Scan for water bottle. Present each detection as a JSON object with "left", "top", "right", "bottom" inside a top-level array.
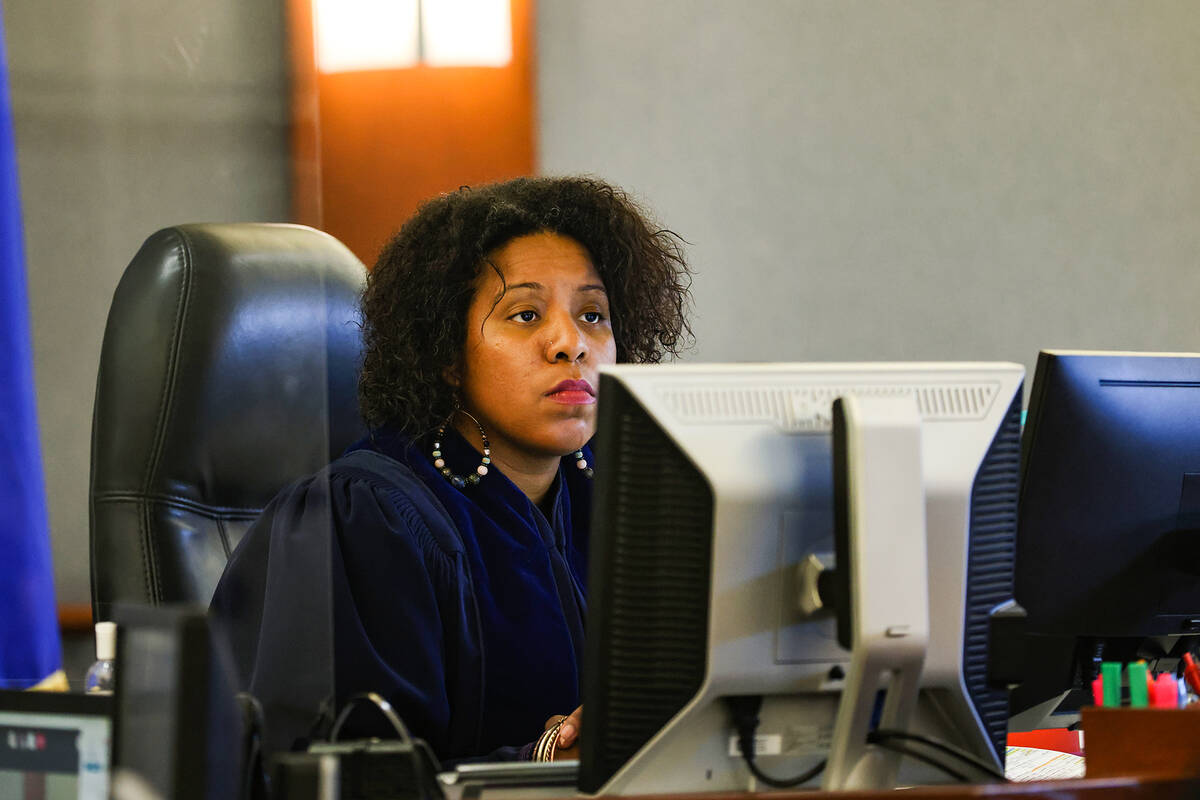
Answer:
[{"left": 84, "top": 621, "right": 117, "bottom": 694}]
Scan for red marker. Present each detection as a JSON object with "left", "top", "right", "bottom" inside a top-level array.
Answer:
[{"left": 1184, "top": 653, "right": 1200, "bottom": 695}]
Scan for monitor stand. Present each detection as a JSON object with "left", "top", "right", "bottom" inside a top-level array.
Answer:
[{"left": 824, "top": 394, "right": 929, "bottom": 791}]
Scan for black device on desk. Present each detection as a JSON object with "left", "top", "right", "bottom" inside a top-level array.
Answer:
[
  {"left": 0, "top": 690, "right": 113, "bottom": 800},
  {"left": 1008, "top": 349, "right": 1200, "bottom": 715},
  {"left": 113, "top": 605, "right": 246, "bottom": 800}
]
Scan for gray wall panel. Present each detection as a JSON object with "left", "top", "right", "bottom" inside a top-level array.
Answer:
[
  {"left": 4, "top": 0, "right": 289, "bottom": 606},
  {"left": 537, "top": 1, "right": 1200, "bottom": 372}
]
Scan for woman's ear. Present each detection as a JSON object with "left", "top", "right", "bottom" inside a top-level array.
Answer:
[{"left": 442, "top": 362, "right": 462, "bottom": 388}]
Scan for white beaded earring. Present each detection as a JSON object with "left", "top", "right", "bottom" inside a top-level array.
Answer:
[
  {"left": 572, "top": 449, "right": 593, "bottom": 479},
  {"left": 432, "top": 409, "right": 491, "bottom": 488}
]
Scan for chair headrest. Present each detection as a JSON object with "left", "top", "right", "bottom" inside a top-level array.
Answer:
[{"left": 91, "top": 223, "right": 368, "bottom": 510}]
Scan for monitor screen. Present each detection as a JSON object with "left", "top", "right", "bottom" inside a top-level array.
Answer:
[{"left": 0, "top": 691, "right": 113, "bottom": 800}]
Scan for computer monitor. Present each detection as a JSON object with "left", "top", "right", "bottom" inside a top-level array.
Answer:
[
  {"left": 579, "top": 362, "right": 1024, "bottom": 794},
  {"left": 1013, "top": 350, "right": 1200, "bottom": 710},
  {"left": 0, "top": 690, "right": 113, "bottom": 800}
]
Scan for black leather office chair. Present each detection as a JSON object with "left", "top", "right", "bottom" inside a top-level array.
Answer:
[{"left": 89, "top": 223, "right": 368, "bottom": 620}]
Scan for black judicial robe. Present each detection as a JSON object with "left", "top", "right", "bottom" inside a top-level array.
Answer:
[{"left": 209, "top": 427, "right": 592, "bottom": 761}]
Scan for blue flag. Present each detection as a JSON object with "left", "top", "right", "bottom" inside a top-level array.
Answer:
[{"left": 0, "top": 5, "right": 62, "bottom": 689}]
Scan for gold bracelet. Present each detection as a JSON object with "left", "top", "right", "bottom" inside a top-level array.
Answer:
[{"left": 533, "top": 717, "right": 567, "bottom": 762}]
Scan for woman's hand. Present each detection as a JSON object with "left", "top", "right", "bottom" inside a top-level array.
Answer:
[{"left": 543, "top": 705, "right": 583, "bottom": 761}]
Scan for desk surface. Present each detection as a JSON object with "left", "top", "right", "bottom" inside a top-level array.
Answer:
[{"left": 629, "top": 775, "right": 1200, "bottom": 799}]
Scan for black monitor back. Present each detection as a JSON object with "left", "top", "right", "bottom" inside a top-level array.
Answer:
[{"left": 1018, "top": 350, "right": 1200, "bottom": 639}]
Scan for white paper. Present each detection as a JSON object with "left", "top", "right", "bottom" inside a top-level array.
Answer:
[{"left": 1005, "top": 745, "right": 1086, "bottom": 782}]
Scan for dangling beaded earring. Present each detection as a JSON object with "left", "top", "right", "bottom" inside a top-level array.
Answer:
[
  {"left": 573, "top": 450, "right": 594, "bottom": 479},
  {"left": 432, "top": 409, "right": 491, "bottom": 488}
]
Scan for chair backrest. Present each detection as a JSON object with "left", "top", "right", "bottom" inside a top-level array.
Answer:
[{"left": 90, "top": 223, "right": 368, "bottom": 619}]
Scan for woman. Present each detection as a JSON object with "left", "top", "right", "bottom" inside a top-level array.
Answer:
[{"left": 210, "top": 176, "right": 692, "bottom": 763}]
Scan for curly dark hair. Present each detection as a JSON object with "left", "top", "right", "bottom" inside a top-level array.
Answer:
[{"left": 358, "top": 175, "right": 694, "bottom": 434}]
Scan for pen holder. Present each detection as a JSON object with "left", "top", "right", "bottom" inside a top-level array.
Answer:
[{"left": 1082, "top": 707, "right": 1200, "bottom": 779}]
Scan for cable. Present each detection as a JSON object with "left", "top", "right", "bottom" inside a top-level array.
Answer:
[
  {"left": 739, "top": 740, "right": 826, "bottom": 790},
  {"left": 330, "top": 691, "right": 415, "bottom": 745},
  {"left": 725, "top": 698, "right": 1004, "bottom": 787},
  {"left": 866, "top": 737, "right": 969, "bottom": 782},
  {"left": 869, "top": 729, "right": 1006, "bottom": 781},
  {"left": 868, "top": 729, "right": 1006, "bottom": 782},
  {"left": 725, "top": 696, "right": 826, "bottom": 789}
]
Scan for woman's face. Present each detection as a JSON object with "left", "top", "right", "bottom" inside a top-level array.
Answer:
[{"left": 452, "top": 232, "right": 617, "bottom": 463}]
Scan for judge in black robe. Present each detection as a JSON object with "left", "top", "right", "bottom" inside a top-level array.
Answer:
[
  {"left": 210, "top": 175, "right": 692, "bottom": 764},
  {"left": 210, "top": 425, "right": 593, "bottom": 761}
]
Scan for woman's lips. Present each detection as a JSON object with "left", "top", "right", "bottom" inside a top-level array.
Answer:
[
  {"left": 548, "top": 391, "right": 595, "bottom": 405},
  {"left": 547, "top": 379, "right": 596, "bottom": 405}
]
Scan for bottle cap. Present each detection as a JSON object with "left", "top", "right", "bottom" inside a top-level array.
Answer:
[{"left": 95, "top": 621, "right": 117, "bottom": 661}]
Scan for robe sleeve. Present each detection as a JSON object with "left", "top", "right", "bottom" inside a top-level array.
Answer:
[{"left": 210, "top": 456, "right": 486, "bottom": 760}]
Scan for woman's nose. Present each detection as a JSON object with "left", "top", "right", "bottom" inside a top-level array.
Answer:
[{"left": 546, "top": 314, "right": 587, "bottom": 362}]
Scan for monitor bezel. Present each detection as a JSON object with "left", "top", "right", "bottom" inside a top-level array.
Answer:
[{"left": 0, "top": 689, "right": 114, "bottom": 787}]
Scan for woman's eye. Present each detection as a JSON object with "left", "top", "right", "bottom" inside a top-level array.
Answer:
[
  {"left": 581, "top": 311, "right": 604, "bottom": 324},
  {"left": 512, "top": 310, "right": 538, "bottom": 323}
]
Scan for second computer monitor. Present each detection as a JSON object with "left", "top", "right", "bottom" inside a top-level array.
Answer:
[{"left": 1019, "top": 349, "right": 1200, "bottom": 640}]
